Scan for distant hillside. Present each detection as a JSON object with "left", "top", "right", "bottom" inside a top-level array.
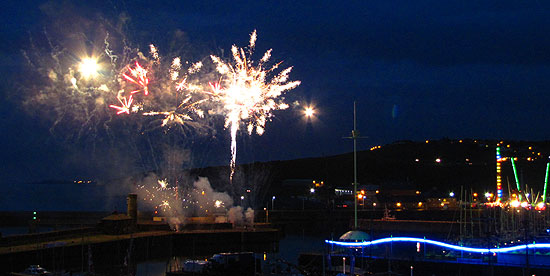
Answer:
[{"left": 190, "top": 139, "right": 550, "bottom": 204}]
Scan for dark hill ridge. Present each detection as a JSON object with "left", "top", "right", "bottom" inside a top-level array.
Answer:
[{"left": 190, "top": 139, "right": 550, "bottom": 205}]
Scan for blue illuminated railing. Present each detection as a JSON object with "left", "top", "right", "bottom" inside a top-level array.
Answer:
[{"left": 325, "top": 237, "right": 550, "bottom": 254}]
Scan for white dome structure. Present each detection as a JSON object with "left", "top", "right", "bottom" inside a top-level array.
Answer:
[{"left": 339, "top": 230, "right": 370, "bottom": 241}]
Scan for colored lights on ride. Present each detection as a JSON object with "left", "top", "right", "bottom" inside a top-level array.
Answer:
[{"left": 496, "top": 147, "right": 503, "bottom": 200}]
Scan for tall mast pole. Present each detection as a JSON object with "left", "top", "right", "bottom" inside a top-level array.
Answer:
[
  {"left": 353, "top": 102, "right": 358, "bottom": 229},
  {"left": 344, "top": 101, "right": 363, "bottom": 230},
  {"left": 544, "top": 160, "right": 550, "bottom": 204}
]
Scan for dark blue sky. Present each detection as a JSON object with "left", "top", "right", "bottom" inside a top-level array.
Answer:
[{"left": 2, "top": 0, "right": 550, "bottom": 183}]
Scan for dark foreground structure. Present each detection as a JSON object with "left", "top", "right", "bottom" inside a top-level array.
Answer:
[{"left": 0, "top": 226, "right": 279, "bottom": 275}]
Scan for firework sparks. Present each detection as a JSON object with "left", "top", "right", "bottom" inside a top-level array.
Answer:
[
  {"left": 109, "top": 95, "right": 134, "bottom": 114},
  {"left": 25, "top": 21, "right": 300, "bottom": 187},
  {"left": 143, "top": 59, "right": 206, "bottom": 128},
  {"left": 144, "top": 110, "right": 191, "bottom": 127},
  {"left": 123, "top": 61, "right": 149, "bottom": 95},
  {"left": 210, "top": 30, "right": 300, "bottom": 179},
  {"left": 158, "top": 179, "right": 168, "bottom": 189},
  {"left": 139, "top": 178, "right": 179, "bottom": 213}
]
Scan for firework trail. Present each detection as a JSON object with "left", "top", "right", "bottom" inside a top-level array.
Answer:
[{"left": 209, "top": 30, "right": 300, "bottom": 180}]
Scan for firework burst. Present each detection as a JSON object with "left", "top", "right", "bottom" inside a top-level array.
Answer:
[
  {"left": 209, "top": 30, "right": 301, "bottom": 179},
  {"left": 113, "top": 44, "right": 208, "bottom": 131},
  {"left": 23, "top": 16, "right": 300, "bottom": 187}
]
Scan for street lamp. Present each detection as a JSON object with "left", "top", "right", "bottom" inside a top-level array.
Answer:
[
  {"left": 358, "top": 194, "right": 365, "bottom": 209},
  {"left": 272, "top": 196, "right": 276, "bottom": 210}
]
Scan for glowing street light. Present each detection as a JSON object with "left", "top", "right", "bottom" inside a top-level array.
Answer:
[{"left": 272, "top": 196, "right": 276, "bottom": 210}]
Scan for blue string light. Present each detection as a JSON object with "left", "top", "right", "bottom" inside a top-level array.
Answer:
[{"left": 325, "top": 237, "right": 549, "bottom": 254}]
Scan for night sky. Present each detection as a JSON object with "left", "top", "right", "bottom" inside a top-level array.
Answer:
[{"left": 2, "top": 1, "right": 550, "bottom": 185}]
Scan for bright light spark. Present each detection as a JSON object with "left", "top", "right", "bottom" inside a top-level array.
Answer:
[
  {"left": 210, "top": 30, "right": 300, "bottom": 180},
  {"left": 215, "top": 200, "right": 223, "bottom": 208},
  {"left": 160, "top": 200, "right": 171, "bottom": 210},
  {"left": 304, "top": 107, "right": 315, "bottom": 117},
  {"left": 158, "top": 179, "right": 168, "bottom": 189},
  {"left": 79, "top": 57, "right": 100, "bottom": 79},
  {"left": 170, "top": 57, "right": 181, "bottom": 80}
]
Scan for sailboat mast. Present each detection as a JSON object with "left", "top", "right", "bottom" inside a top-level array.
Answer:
[
  {"left": 353, "top": 102, "right": 358, "bottom": 229},
  {"left": 543, "top": 161, "right": 550, "bottom": 204}
]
